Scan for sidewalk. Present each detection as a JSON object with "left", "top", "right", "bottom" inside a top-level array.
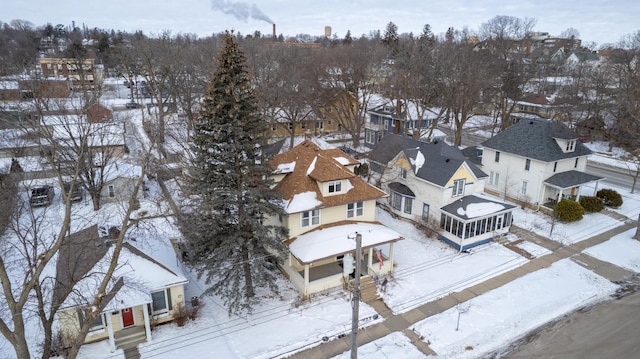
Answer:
[{"left": 286, "top": 221, "right": 638, "bottom": 358}]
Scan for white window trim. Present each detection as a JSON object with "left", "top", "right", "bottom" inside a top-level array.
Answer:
[
  {"left": 347, "top": 201, "right": 364, "bottom": 218},
  {"left": 328, "top": 180, "right": 342, "bottom": 193},
  {"left": 108, "top": 185, "right": 115, "bottom": 198},
  {"left": 301, "top": 209, "right": 320, "bottom": 227},
  {"left": 151, "top": 289, "right": 170, "bottom": 315},
  {"left": 452, "top": 179, "right": 465, "bottom": 197}
]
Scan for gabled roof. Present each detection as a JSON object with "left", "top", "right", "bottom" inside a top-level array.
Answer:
[
  {"left": 56, "top": 226, "right": 188, "bottom": 311},
  {"left": 481, "top": 118, "right": 592, "bottom": 162},
  {"left": 270, "top": 139, "right": 386, "bottom": 214},
  {"left": 369, "top": 134, "right": 487, "bottom": 187}
]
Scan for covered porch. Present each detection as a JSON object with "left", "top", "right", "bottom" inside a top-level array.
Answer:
[
  {"left": 439, "top": 195, "right": 516, "bottom": 251},
  {"left": 541, "top": 170, "right": 603, "bottom": 210},
  {"left": 282, "top": 221, "right": 403, "bottom": 299},
  {"left": 100, "top": 288, "right": 154, "bottom": 352}
]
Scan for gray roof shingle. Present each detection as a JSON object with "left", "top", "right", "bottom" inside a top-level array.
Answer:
[
  {"left": 545, "top": 170, "right": 603, "bottom": 188},
  {"left": 368, "top": 133, "right": 487, "bottom": 187},
  {"left": 481, "top": 118, "right": 592, "bottom": 162}
]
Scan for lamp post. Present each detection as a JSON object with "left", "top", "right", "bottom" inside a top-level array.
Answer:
[{"left": 350, "top": 232, "right": 362, "bottom": 359}]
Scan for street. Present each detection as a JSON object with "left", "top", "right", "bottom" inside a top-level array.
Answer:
[{"left": 500, "top": 287, "right": 640, "bottom": 359}]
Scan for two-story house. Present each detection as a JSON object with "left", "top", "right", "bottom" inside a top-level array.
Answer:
[
  {"left": 369, "top": 134, "right": 515, "bottom": 251},
  {"left": 363, "top": 98, "right": 438, "bottom": 148},
  {"left": 269, "top": 139, "right": 403, "bottom": 298},
  {"left": 480, "top": 118, "right": 602, "bottom": 212}
]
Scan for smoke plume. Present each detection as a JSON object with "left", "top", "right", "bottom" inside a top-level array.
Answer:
[{"left": 211, "top": 0, "right": 274, "bottom": 24}]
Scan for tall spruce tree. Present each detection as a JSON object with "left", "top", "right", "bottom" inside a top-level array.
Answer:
[{"left": 187, "top": 32, "right": 287, "bottom": 315}]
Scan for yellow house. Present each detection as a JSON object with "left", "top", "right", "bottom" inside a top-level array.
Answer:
[
  {"left": 269, "top": 138, "right": 403, "bottom": 298},
  {"left": 55, "top": 226, "right": 188, "bottom": 352}
]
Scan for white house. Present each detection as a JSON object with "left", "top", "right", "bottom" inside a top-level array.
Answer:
[{"left": 480, "top": 118, "right": 602, "bottom": 212}]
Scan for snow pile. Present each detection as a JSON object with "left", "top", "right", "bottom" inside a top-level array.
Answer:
[
  {"left": 275, "top": 160, "right": 296, "bottom": 174},
  {"left": 306, "top": 156, "right": 317, "bottom": 175},
  {"left": 286, "top": 191, "right": 322, "bottom": 213},
  {"left": 333, "top": 156, "right": 351, "bottom": 165},
  {"left": 410, "top": 150, "right": 425, "bottom": 174}
]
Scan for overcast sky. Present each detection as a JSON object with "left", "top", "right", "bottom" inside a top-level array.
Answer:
[{"left": 3, "top": 0, "right": 639, "bottom": 46}]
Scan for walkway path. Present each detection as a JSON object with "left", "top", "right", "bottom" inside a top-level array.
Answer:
[{"left": 286, "top": 221, "right": 638, "bottom": 358}]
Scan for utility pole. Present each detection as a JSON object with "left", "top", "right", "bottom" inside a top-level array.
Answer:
[{"left": 350, "top": 232, "right": 362, "bottom": 359}]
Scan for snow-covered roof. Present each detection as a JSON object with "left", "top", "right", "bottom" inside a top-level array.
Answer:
[
  {"left": 103, "top": 162, "right": 143, "bottom": 183},
  {"left": 288, "top": 222, "right": 403, "bottom": 264}
]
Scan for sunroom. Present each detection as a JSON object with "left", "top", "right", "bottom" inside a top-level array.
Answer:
[{"left": 439, "top": 195, "right": 516, "bottom": 251}]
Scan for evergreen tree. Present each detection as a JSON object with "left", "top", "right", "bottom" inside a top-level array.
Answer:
[
  {"left": 186, "top": 32, "right": 287, "bottom": 315},
  {"left": 382, "top": 21, "right": 400, "bottom": 55}
]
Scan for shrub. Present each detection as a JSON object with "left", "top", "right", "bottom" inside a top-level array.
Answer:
[
  {"left": 554, "top": 199, "right": 585, "bottom": 222},
  {"left": 596, "top": 188, "right": 623, "bottom": 208},
  {"left": 173, "top": 303, "right": 187, "bottom": 327},
  {"left": 579, "top": 195, "right": 605, "bottom": 212}
]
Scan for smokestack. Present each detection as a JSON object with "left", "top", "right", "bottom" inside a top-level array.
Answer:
[{"left": 273, "top": 23, "right": 276, "bottom": 39}]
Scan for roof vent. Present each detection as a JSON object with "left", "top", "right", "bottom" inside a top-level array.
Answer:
[
  {"left": 445, "top": 158, "right": 450, "bottom": 162},
  {"left": 433, "top": 140, "right": 438, "bottom": 144},
  {"left": 529, "top": 121, "right": 534, "bottom": 124}
]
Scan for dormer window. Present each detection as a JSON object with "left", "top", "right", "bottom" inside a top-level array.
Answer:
[
  {"left": 328, "top": 180, "right": 342, "bottom": 193},
  {"left": 566, "top": 140, "right": 576, "bottom": 152}
]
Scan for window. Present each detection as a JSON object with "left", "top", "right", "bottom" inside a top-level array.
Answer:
[
  {"left": 108, "top": 185, "right": 115, "bottom": 198},
  {"left": 575, "top": 158, "right": 579, "bottom": 168},
  {"left": 272, "top": 125, "right": 277, "bottom": 132},
  {"left": 300, "top": 122, "right": 306, "bottom": 129},
  {"left": 400, "top": 168, "right": 407, "bottom": 179},
  {"left": 78, "top": 310, "right": 105, "bottom": 332},
  {"left": 553, "top": 161, "right": 558, "bottom": 172},
  {"left": 489, "top": 171, "right": 499, "bottom": 186},
  {"left": 392, "top": 192, "right": 402, "bottom": 210},
  {"left": 151, "top": 288, "right": 172, "bottom": 314},
  {"left": 377, "top": 132, "right": 383, "bottom": 143},
  {"left": 525, "top": 159, "right": 531, "bottom": 171},
  {"left": 328, "top": 181, "right": 342, "bottom": 193},
  {"left": 301, "top": 209, "right": 320, "bottom": 227},
  {"left": 422, "top": 203, "right": 430, "bottom": 220},
  {"left": 347, "top": 201, "right": 364, "bottom": 218},
  {"left": 566, "top": 140, "right": 576, "bottom": 151},
  {"left": 288, "top": 122, "right": 293, "bottom": 130},
  {"left": 452, "top": 179, "right": 465, "bottom": 197},
  {"left": 522, "top": 181, "right": 528, "bottom": 195},
  {"left": 404, "top": 197, "right": 413, "bottom": 214},
  {"left": 365, "top": 130, "right": 375, "bottom": 144},
  {"left": 495, "top": 151, "right": 500, "bottom": 163},
  {"left": 316, "top": 121, "right": 324, "bottom": 130}
]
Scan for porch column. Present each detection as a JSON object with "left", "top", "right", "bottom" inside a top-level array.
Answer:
[
  {"left": 106, "top": 312, "right": 116, "bottom": 352},
  {"left": 388, "top": 242, "right": 395, "bottom": 274},
  {"left": 143, "top": 303, "right": 152, "bottom": 342},
  {"left": 303, "top": 264, "right": 309, "bottom": 297},
  {"left": 557, "top": 191, "right": 562, "bottom": 203},
  {"left": 367, "top": 247, "right": 373, "bottom": 275},
  {"left": 576, "top": 186, "right": 582, "bottom": 202}
]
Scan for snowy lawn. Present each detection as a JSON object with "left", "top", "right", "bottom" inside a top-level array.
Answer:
[
  {"left": 376, "top": 209, "right": 529, "bottom": 314},
  {"left": 413, "top": 259, "right": 619, "bottom": 359},
  {"left": 512, "top": 205, "right": 625, "bottom": 246},
  {"left": 583, "top": 228, "right": 640, "bottom": 272},
  {"left": 332, "top": 332, "right": 426, "bottom": 359}
]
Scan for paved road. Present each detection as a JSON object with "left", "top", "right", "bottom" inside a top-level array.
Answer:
[
  {"left": 586, "top": 161, "right": 636, "bottom": 191},
  {"left": 501, "top": 289, "right": 640, "bottom": 359}
]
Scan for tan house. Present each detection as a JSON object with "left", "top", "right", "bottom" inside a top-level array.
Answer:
[
  {"left": 55, "top": 225, "right": 188, "bottom": 352},
  {"left": 269, "top": 138, "right": 403, "bottom": 298}
]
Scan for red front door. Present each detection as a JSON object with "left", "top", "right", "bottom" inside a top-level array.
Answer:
[{"left": 121, "top": 308, "right": 134, "bottom": 327}]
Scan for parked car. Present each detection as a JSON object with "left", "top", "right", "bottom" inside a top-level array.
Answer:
[
  {"left": 63, "top": 181, "right": 83, "bottom": 203},
  {"left": 30, "top": 185, "right": 55, "bottom": 207},
  {"left": 126, "top": 102, "right": 138, "bottom": 109}
]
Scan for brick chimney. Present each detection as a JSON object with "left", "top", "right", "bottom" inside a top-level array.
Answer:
[{"left": 273, "top": 23, "right": 276, "bottom": 39}]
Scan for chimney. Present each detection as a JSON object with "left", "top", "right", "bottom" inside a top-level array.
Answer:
[{"left": 273, "top": 23, "right": 276, "bottom": 39}]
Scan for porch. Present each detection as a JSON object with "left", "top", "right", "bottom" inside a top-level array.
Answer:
[{"left": 297, "top": 252, "right": 387, "bottom": 282}]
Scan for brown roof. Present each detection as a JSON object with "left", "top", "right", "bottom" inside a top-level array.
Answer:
[{"left": 270, "top": 139, "right": 387, "bottom": 212}]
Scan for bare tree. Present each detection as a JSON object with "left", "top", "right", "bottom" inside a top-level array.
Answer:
[{"left": 316, "top": 39, "right": 386, "bottom": 148}]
